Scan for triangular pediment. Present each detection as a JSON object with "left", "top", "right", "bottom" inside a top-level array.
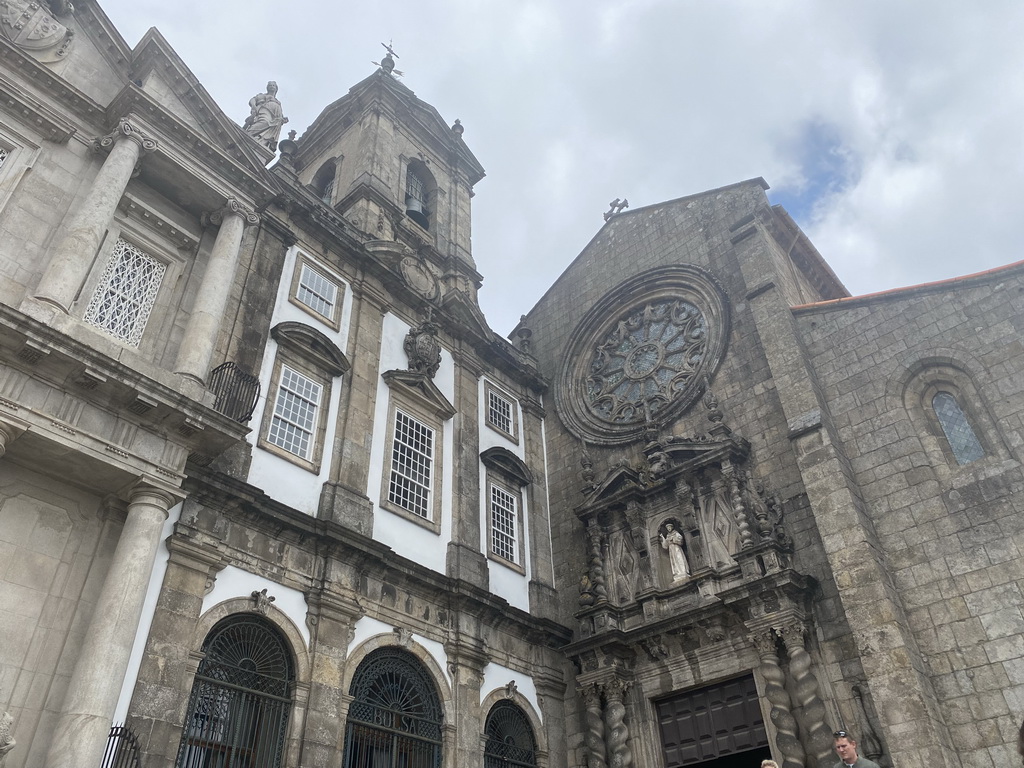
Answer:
[{"left": 381, "top": 369, "right": 456, "bottom": 421}]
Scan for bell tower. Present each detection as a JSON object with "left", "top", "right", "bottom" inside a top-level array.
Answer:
[{"left": 289, "top": 46, "right": 486, "bottom": 301}]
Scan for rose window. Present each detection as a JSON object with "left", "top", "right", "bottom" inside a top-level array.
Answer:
[{"left": 586, "top": 299, "right": 708, "bottom": 424}]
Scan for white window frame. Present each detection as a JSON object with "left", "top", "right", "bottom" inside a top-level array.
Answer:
[
  {"left": 266, "top": 364, "right": 322, "bottom": 461},
  {"left": 83, "top": 237, "right": 167, "bottom": 347},
  {"left": 484, "top": 381, "right": 519, "bottom": 443},
  {"left": 289, "top": 253, "right": 343, "bottom": 329},
  {"left": 486, "top": 477, "right": 525, "bottom": 573},
  {"left": 380, "top": 399, "right": 444, "bottom": 532}
]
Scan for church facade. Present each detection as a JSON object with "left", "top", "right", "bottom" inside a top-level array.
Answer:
[{"left": 0, "top": 3, "right": 1022, "bottom": 768}]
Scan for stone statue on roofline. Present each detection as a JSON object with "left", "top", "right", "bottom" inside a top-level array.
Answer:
[{"left": 243, "top": 81, "right": 288, "bottom": 151}]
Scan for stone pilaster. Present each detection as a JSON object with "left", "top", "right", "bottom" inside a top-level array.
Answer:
[
  {"left": 321, "top": 277, "right": 387, "bottom": 532},
  {"left": 175, "top": 198, "right": 260, "bottom": 384},
  {"left": 752, "top": 628, "right": 803, "bottom": 768},
  {"left": 130, "top": 531, "right": 224, "bottom": 767},
  {"left": 300, "top": 587, "right": 363, "bottom": 768},
  {"left": 444, "top": 636, "right": 489, "bottom": 768},
  {"left": 45, "top": 479, "right": 181, "bottom": 768},
  {"left": 779, "top": 622, "right": 833, "bottom": 767},
  {"left": 521, "top": 395, "right": 557, "bottom": 615},
  {"left": 34, "top": 116, "right": 157, "bottom": 313},
  {"left": 447, "top": 345, "right": 487, "bottom": 586}
]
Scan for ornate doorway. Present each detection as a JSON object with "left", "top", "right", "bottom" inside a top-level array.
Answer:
[{"left": 656, "top": 675, "right": 770, "bottom": 767}]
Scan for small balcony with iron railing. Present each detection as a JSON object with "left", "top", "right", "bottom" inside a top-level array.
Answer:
[{"left": 208, "top": 362, "right": 261, "bottom": 424}]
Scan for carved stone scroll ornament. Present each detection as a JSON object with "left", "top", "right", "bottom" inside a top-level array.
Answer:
[
  {"left": 403, "top": 320, "right": 442, "bottom": 378},
  {"left": 778, "top": 622, "right": 833, "bottom": 766},
  {"left": 0, "top": 0, "right": 74, "bottom": 61},
  {"left": 204, "top": 197, "right": 260, "bottom": 228},
  {"left": 94, "top": 117, "right": 158, "bottom": 155},
  {"left": 0, "top": 711, "right": 15, "bottom": 765},
  {"left": 601, "top": 678, "right": 634, "bottom": 768},
  {"left": 751, "top": 629, "right": 804, "bottom": 768}
]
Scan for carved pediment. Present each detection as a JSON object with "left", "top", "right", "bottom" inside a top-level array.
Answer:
[
  {"left": 381, "top": 369, "right": 456, "bottom": 420},
  {"left": 480, "top": 447, "right": 532, "bottom": 486},
  {"left": 270, "top": 322, "right": 350, "bottom": 377}
]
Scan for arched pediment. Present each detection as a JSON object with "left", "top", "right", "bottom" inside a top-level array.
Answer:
[
  {"left": 480, "top": 446, "right": 532, "bottom": 486},
  {"left": 270, "top": 321, "right": 350, "bottom": 376}
]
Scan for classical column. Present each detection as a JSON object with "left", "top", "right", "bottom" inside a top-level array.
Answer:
[
  {"left": 175, "top": 198, "right": 259, "bottom": 384},
  {"left": 601, "top": 678, "right": 634, "bottom": 768},
  {"left": 779, "top": 622, "right": 834, "bottom": 766},
  {"left": 45, "top": 480, "right": 180, "bottom": 768},
  {"left": 752, "top": 628, "right": 804, "bottom": 768},
  {"left": 35, "top": 116, "right": 157, "bottom": 312},
  {"left": 580, "top": 683, "right": 608, "bottom": 768}
]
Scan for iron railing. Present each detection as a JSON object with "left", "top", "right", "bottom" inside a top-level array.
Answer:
[
  {"left": 100, "top": 724, "right": 142, "bottom": 768},
  {"left": 209, "top": 362, "right": 261, "bottom": 423}
]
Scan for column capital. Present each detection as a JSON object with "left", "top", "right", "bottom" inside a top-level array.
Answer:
[
  {"left": 125, "top": 476, "right": 185, "bottom": 510},
  {"left": 95, "top": 116, "right": 158, "bottom": 154},
  {"left": 203, "top": 196, "right": 260, "bottom": 228}
]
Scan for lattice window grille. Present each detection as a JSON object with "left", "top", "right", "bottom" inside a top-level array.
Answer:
[
  {"left": 83, "top": 238, "right": 165, "bottom": 346},
  {"left": 296, "top": 263, "right": 338, "bottom": 319},
  {"left": 484, "top": 701, "right": 538, "bottom": 768},
  {"left": 490, "top": 485, "right": 517, "bottom": 563},
  {"left": 388, "top": 410, "right": 434, "bottom": 518},
  {"left": 267, "top": 366, "right": 321, "bottom": 459},
  {"left": 0, "top": 146, "right": 9, "bottom": 171},
  {"left": 932, "top": 392, "right": 984, "bottom": 465},
  {"left": 488, "top": 390, "right": 513, "bottom": 435}
]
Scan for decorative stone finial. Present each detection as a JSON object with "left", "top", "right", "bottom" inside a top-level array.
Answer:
[
  {"left": 451, "top": 119, "right": 464, "bottom": 136},
  {"left": 515, "top": 315, "right": 533, "bottom": 354},
  {"left": 604, "top": 197, "right": 629, "bottom": 221},
  {"left": 404, "top": 319, "right": 442, "bottom": 378},
  {"left": 243, "top": 81, "right": 288, "bottom": 151},
  {"left": 374, "top": 41, "right": 404, "bottom": 77}
]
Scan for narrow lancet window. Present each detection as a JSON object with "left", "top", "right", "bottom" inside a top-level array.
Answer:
[{"left": 932, "top": 391, "right": 984, "bottom": 465}]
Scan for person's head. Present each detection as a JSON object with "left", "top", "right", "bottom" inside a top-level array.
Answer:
[
  {"left": 761, "top": 761, "right": 779, "bottom": 768},
  {"left": 665, "top": 523, "right": 675, "bottom": 532},
  {"left": 834, "top": 731, "right": 858, "bottom": 764}
]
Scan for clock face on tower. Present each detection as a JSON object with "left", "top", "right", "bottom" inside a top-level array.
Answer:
[{"left": 556, "top": 266, "right": 729, "bottom": 444}]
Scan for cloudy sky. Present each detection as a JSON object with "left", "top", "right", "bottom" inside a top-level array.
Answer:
[{"left": 98, "top": 0, "right": 1024, "bottom": 335}]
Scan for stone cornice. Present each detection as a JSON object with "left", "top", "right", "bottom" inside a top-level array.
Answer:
[
  {"left": 0, "top": 37, "right": 105, "bottom": 129},
  {"left": 0, "top": 71, "right": 77, "bottom": 143}
]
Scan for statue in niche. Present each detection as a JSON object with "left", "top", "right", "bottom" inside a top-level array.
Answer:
[
  {"left": 243, "top": 81, "right": 288, "bottom": 150},
  {"left": 659, "top": 522, "right": 690, "bottom": 582},
  {"left": 701, "top": 489, "right": 739, "bottom": 568}
]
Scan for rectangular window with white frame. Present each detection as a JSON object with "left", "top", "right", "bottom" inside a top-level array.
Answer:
[
  {"left": 484, "top": 381, "right": 519, "bottom": 443},
  {"left": 490, "top": 483, "right": 518, "bottom": 563},
  {"left": 388, "top": 409, "right": 435, "bottom": 520},
  {"left": 83, "top": 237, "right": 166, "bottom": 347},
  {"left": 289, "top": 254, "right": 343, "bottom": 329},
  {"left": 266, "top": 365, "right": 322, "bottom": 461}
]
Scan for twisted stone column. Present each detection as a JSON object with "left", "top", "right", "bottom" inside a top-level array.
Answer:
[
  {"left": 779, "top": 622, "right": 833, "bottom": 766},
  {"left": 35, "top": 116, "right": 157, "bottom": 312},
  {"left": 723, "top": 460, "right": 755, "bottom": 549},
  {"left": 175, "top": 198, "right": 260, "bottom": 383},
  {"left": 602, "top": 678, "right": 633, "bottom": 768},
  {"left": 46, "top": 480, "right": 179, "bottom": 768},
  {"left": 586, "top": 519, "right": 608, "bottom": 603},
  {"left": 581, "top": 684, "right": 608, "bottom": 768},
  {"left": 752, "top": 629, "right": 804, "bottom": 768}
]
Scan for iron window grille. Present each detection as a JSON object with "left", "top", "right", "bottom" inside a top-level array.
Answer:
[
  {"left": 388, "top": 409, "right": 434, "bottom": 518},
  {"left": 176, "top": 616, "right": 294, "bottom": 768},
  {"left": 343, "top": 648, "right": 443, "bottom": 768},
  {"left": 83, "top": 238, "right": 165, "bottom": 347},
  {"left": 484, "top": 701, "right": 538, "bottom": 768},
  {"left": 267, "top": 365, "right": 322, "bottom": 460}
]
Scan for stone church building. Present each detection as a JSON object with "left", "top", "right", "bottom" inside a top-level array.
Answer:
[{"left": 0, "top": 3, "right": 1022, "bottom": 768}]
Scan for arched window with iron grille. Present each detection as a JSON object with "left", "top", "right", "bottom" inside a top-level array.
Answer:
[
  {"left": 342, "top": 647, "right": 443, "bottom": 768},
  {"left": 484, "top": 700, "right": 538, "bottom": 768},
  {"left": 175, "top": 615, "right": 294, "bottom": 768}
]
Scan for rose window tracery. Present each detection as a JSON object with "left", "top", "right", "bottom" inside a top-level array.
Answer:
[
  {"left": 556, "top": 266, "right": 729, "bottom": 444},
  {"left": 586, "top": 299, "right": 708, "bottom": 424}
]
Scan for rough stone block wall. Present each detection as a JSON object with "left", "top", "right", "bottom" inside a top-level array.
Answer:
[{"left": 796, "top": 267, "right": 1024, "bottom": 767}]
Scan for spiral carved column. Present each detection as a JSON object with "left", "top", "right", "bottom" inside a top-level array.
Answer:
[
  {"left": 581, "top": 684, "right": 608, "bottom": 768},
  {"left": 602, "top": 678, "right": 634, "bottom": 768},
  {"left": 587, "top": 519, "right": 608, "bottom": 603},
  {"left": 780, "top": 622, "right": 833, "bottom": 766},
  {"left": 723, "top": 460, "right": 755, "bottom": 549},
  {"left": 752, "top": 629, "right": 804, "bottom": 768}
]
